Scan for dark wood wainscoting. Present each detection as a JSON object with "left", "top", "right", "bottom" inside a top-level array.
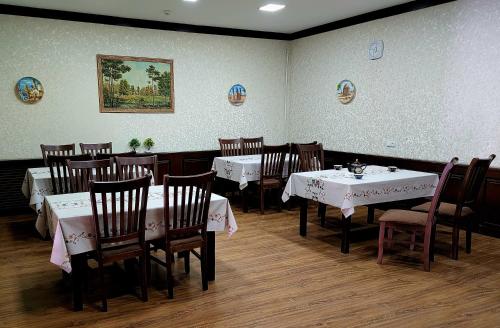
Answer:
[{"left": 2, "top": 149, "right": 498, "bottom": 237}]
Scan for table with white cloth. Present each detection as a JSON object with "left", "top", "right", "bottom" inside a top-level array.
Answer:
[
  {"left": 282, "top": 166, "right": 439, "bottom": 253},
  {"left": 38, "top": 184, "right": 238, "bottom": 310},
  {"left": 22, "top": 167, "right": 53, "bottom": 212}
]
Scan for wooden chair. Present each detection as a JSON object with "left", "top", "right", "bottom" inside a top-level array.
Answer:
[
  {"left": 150, "top": 171, "right": 216, "bottom": 299},
  {"left": 40, "top": 144, "right": 75, "bottom": 166},
  {"left": 47, "top": 154, "right": 92, "bottom": 194},
  {"left": 218, "top": 138, "right": 242, "bottom": 156},
  {"left": 297, "top": 143, "right": 327, "bottom": 225},
  {"left": 242, "top": 137, "right": 264, "bottom": 155},
  {"left": 288, "top": 141, "right": 318, "bottom": 177},
  {"left": 377, "top": 157, "right": 458, "bottom": 271},
  {"left": 411, "top": 154, "right": 496, "bottom": 259},
  {"left": 96, "top": 151, "right": 136, "bottom": 160},
  {"left": 89, "top": 175, "right": 151, "bottom": 311},
  {"left": 80, "top": 142, "right": 113, "bottom": 159},
  {"left": 256, "top": 144, "right": 289, "bottom": 214},
  {"left": 115, "top": 155, "right": 158, "bottom": 183},
  {"left": 66, "top": 159, "right": 112, "bottom": 192}
]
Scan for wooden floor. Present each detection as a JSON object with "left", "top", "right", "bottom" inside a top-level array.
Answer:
[{"left": 1, "top": 204, "right": 500, "bottom": 327}]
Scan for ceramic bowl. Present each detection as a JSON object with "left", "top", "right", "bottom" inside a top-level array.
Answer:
[
  {"left": 334, "top": 165, "right": 343, "bottom": 170},
  {"left": 354, "top": 173, "right": 364, "bottom": 179},
  {"left": 388, "top": 166, "right": 397, "bottom": 172}
]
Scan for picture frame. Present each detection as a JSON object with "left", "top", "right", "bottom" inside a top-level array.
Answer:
[{"left": 96, "top": 54, "right": 174, "bottom": 113}]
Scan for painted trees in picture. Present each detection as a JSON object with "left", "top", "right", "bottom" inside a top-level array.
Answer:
[{"left": 97, "top": 55, "right": 174, "bottom": 113}]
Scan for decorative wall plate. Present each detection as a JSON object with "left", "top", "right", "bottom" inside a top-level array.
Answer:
[
  {"left": 336, "top": 80, "right": 356, "bottom": 104},
  {"left": 228, "top": 84, "right": 246, "bottom": 106},
  {"left": 16, "top": 77, "right": 44, "bottom": 104}
]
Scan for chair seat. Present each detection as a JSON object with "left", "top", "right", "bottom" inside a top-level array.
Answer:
[
  {"left": 379, "top": 209, "right": 428, "bottom": 226},
  {"left": 101, "top": 243, "right": 144, "bottom": 262},
  {"left": 411, "top": 202, "right": 474, "bottom": 217},
  {"left": 255, "top": 178, "right": 281, "bottom": 187}
]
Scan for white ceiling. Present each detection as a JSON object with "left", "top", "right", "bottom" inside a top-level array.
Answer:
[{"left": 0, "top": 0, "right": 414, "bottom": 34}]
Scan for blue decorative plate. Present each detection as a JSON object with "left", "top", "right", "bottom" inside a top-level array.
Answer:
[
  {"left": 228, "top": 84, "right": 246, "bottom": 106},
  {"left": 16, "top": 77, "right": 44, "bottom": 104}
]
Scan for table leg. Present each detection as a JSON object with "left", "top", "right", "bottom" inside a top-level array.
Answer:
[
  {"left": 300, "top": 198, "right": 308, "bottom": 236},
  {"left": 207, "top": 231, "right": 216, "bottom": 281},
  {"left": 71, "top": 254, "right": 85, "bottom": 311},
  {"left": 242, "top": 188, "right": 248, "bottom": 213},
  {"left": 341, "top": 215, "right": 352, "bottom": 254},
  {"left": 367, "top": 205, "right": 375, "bottom": 224}
]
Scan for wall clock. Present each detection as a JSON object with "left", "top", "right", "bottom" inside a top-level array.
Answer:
[{"left": 369, "top": 40, "right": 384, "bottom": 60}]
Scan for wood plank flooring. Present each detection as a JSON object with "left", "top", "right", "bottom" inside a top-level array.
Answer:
[{"left": 1, "top": 205, "right": 500, "bottom": 327}]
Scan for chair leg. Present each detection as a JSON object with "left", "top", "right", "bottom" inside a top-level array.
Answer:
[
  {"left": 387, "top": 228, "right": 393, "bottom": 249},
  {"left": 166, "top": 249, "right": 174, "bottom": 299},
  {"left": 430, "top": 225, "right": 436, "bottom": 262},
  {"left": 146, "top": 244, "right": 151, "bottom": 285},
  {"left": 318, "top": 203, "right": 326, "bottom": 227},
  {"left": 260, "top": 188, "right": 265, "bottom": 215},
  {"left": 98, "top": 260, "right": 107, "bottom": 312},
  {"left": 201, "top": 246, "right": 208, "bottom": 291},
  {"left": 466, "top": 218, "right": 472, "bottom": 254},
  {"left": 451, "top": 222, "right": 460, "bottom": 260},
  {"left": 184, "top": 251, "right": 190, "bottom": 274},
  {"left": 139, "top": 255, "right": 148, "bottom": 302},
  {"left": 410, "top": 232, "right": 416, "bottom": 251},
  {"left": 377, "top": 222, "right": 386, "bottom": 265},
  {"left": 423, "top": 229, "right": 432, "bottom": 272},
  {"left": 277, "top": 187, "right": 283, "bottom": 212}
]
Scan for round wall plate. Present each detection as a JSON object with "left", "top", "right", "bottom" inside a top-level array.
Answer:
[
  {"left": 228, "top": 84, "right": 246, "bottom": 106},
  {"left": 16, "top": 77, "right": 44, "bottom": 104},
  {"left": 336, "top": 80, "right": 356, "bottom": 104}
]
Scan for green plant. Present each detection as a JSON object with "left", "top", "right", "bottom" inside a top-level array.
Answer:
[
  {"left": 128, "top": 138, "right": 141, "bottom": 151},
  {"left": 143, "top": 137, "right": 155, "bottom": 151}
]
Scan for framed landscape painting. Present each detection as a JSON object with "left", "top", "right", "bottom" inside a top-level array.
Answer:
[{"left": 96, "top": 55, "right": 174, "bottom": 113}]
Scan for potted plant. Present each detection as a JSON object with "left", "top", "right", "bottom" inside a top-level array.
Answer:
[
  {"left": 143, "top": 137, "right": 155, "bottom": 152},
  {"left": 128, "top": 138, "right": 141, "bottom": 151}
]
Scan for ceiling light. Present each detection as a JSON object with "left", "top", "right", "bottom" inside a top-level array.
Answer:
[
  {"left": 259, "top": 4, "right": 285, "bottom": 12},
  {"left": 183, "top": 0, "right": 198, "bottom": 2}
]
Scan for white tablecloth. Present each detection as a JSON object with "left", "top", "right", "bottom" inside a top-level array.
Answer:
[
  {"left": 282, "top": 166, "right": 439, "bottom": 217},
  {"left": 22, "top": 167, "right": 53, "bottom": 212},
  {"left": 37, "top": 185, "right": 238, "bottom": 273},
  {"left": 212, "top": 154, "right": 292, "bottom": 190}
]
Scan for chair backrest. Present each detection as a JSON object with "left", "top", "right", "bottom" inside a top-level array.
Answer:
[
  {"left": 261, "top": 144, "right": 289, "bottom": 182},
  {"left": 288, "top": 141, "right": 318, "bottom": 175},
  {"left": 242, "top": 137, "right": 264, "bottom": 155},
  {"left": 80, "top": 142, "right": 113, "bottom": 159},
  {"left": 47, "top": 154, "right": 92, "bottom": 194},
  {"left": 66, "top": 159, "right": 112, "bottom": 192},
  {"left": 164, "top": 171, "right": 216, "bottom": 240},
  {"left": 96, "top": 151, "right": 136, "bottom": 160},
  {"left": 218, "top": 138, "right": 242, "bottom": 156},
  {"left": 115, "top": 155, "right": 158, "bottom": 182},
  {"left": 89, "top": 175, "right": 151, "bottom": 252},
  {"left": 41, "top": 144, "right": 75, "bottom": 166},
  {"left": 457, "top": 154, "right": 496, "bottom": 208},
  {"left": 297, "top": 143, "right": 325, "bottom": 172},
  {"left": 425, "top": 157, "right": 459, "bottom": 228}
]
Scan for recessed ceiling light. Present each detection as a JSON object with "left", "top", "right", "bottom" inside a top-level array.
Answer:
[
  {"left": 259, "top": 4, "right": 285, "bottom": 12},
  {"left": 183, "top": 0, "right": 198, "bottom": 2}
]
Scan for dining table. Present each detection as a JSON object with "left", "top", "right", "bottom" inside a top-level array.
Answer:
[
  {"left": 282, "top": 165, "right": 439, "bottom": 253},
  {"left": 37, "top": 184, "right": 238, "bottom": 311},
  {"left": 22, "top": 167, "right": 54, "bottom": 212}
]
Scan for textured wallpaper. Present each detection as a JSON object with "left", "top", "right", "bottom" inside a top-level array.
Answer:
[
  {"left": 0, "top": 15, "right": 288, "bottom": 159},
  {"left": 287, "top": 0, "right": 500, "bottom": 167}
]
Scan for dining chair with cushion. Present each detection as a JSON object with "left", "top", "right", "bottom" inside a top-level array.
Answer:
[
  {"left": 150, "top": 171, "right": 216, "bottom": 299},
  {"left": 40, "top": 143, "right": 75, "bottom": 166},
  {"left": 89, "top": 174, "right": 151, "bottom": 311},
  {"left": 115, "top": 155, "right": 158, "bottom": 183},
  {"left": 218, "top": 138, "right": 243, "bottom": 156},
  {"left": 66, "top": 159, "right": 112, "bottom": 192},
  {"left": 297, "top": 143, "right": 327, "bottom": 225},
  {"left": 411, "top": 154, "right": 495, "bottom": 260},
  {"left": 377, "top": 157, "right": 458, "bottom": 271},
  {"left": 256, "top": 144, "right": 289, "bottom": 214},
  {"left": 80, "top": 142, "right": 113, "bottom": 159},
  {"left": 47, "top": 154, "right": 92, "bottom": 194},
  {"left": 242, "top": 137, "right": 264, "bottom": 155}
]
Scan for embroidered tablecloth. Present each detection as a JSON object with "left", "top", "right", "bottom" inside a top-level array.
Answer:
[
  {"left": 282, "top": 166, "right": 439, "bottom": 217},
  {"left": 37, "top": 185, "right": 238, "bottom": 273},
  {"left": 22, "top": 167, "right": 53, "bottom": 212},
  {"left": 212, "top": 154, "right": 292, "bottom": 190}
]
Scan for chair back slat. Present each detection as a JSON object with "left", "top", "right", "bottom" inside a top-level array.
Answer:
[
  {"left": 41, "top": 144, "right": 75, "bottom": 166},
  {"left": 47, "top": 154, "right": 91, "bottom": 194},
  {"left": 261, "top": 144, "right": 289, "bottom": 182},
  {"left": 426, "top": 158, "right": 459, "bottom": 227},
  {"left": 458, "top": 154, "right": 496, "bottom": 208},
  {"left": 115, "top": 156, "right": 158, "bottom": 183},
  {"left": 89, "top": 175, "right": 151, "bottom": 249},
  {"left": 242, "top": 137, "right": 264, "bottom": 155},
  {"left": 80, "top": 142, "right": 113, "bottom": 159},
  {"left": 164, "top": 171, "right": 216, "bottom": 239},
  {"left": 67, "top": 159, "right": 111, "bottom": 192},
  {"left": 297, "top": 143, "right": 325, "bottom": 172},
  {"left": 219, "top": 138, "right": 242, "bottom": 156}
]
